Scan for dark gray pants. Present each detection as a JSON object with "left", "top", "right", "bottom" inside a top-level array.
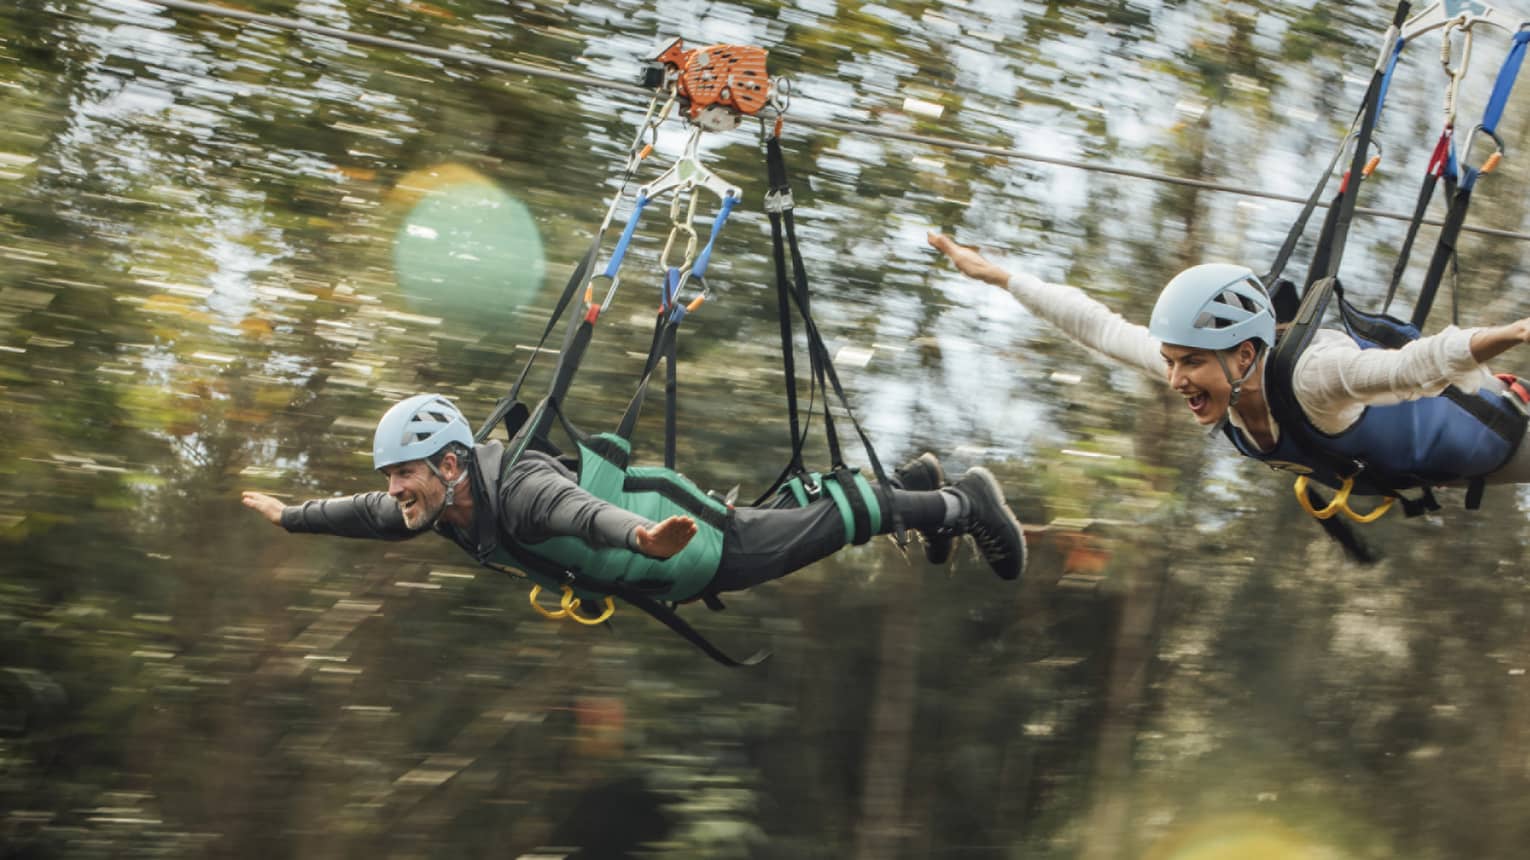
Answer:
[{"left": 710, "top": 489, "right": 946, "bottom": 593}]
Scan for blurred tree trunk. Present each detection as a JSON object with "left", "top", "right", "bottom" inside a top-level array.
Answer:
[
  {"left": 853, "top": 555, "right": 921, "bottom": 860},
  {"left": 1079, "top": 92, "right": 1211, "bottom": 852},
  {"left": 1077, "top": 533, "right": 1173, "bottom": 860}
]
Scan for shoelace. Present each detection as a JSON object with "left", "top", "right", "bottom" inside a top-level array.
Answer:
[{"left": 966, "top": 522, "right": 1012, "bottom": 561}]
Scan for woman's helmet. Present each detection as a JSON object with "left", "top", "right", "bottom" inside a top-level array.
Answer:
[
  {"left": 1148, "top": 263, "right": 1275, "bottom": 352},
  {"left": 372, "top": 394, "right": 474, "bottom": 470}
]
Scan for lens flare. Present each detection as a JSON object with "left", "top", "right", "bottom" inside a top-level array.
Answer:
[
  {"left": 391, "top": 164, "right": 545, "bottom": 322},
  {"left": 1143, "top": 813, "right": 1351, "bottom": 860}
]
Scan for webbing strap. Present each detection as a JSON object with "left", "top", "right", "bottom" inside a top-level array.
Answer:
[
  {"left": 785, "top": 203, "right": 845, "bottom": 468},
  {"left": 621, "top": 591, "right": 772, "bottom": 667},
  {"left": 665, "top": 311, "right": 680, "bottom": 470},
  {"left": 1412, "top": 184, "right": 1475, "bottom": 328},
  {"left": 1302, "top": 484, "right": 1379, "bottom": 563},
  {"left": 616, "top": 313, "right": 681, "bottom": 441},
  {"left": 754, "top": 138, "right": 905, "bottom": 541},
  {"left": 1262, "top": 121, "right": 1357, "bottom": 287},
  {"left": 1482, "top": 31, "right": 1530, "bottom": 134},
  {"left": 1306, "top": 32, "right": 1400, "bottom": 289},
  {"left": 476, "top": 233, "right": 603, "bottom": 441},
  {"left": 1264, "top": 5, "right": 1406, "bottom": 287},
  {"left": 766, "top": 139, "right": 806, "bottom": 479},
  {"left": 1439, "top": 384, "right": 1527, "bottom": 449},
  {"left": 480, "top": 556, "right": 769, "bottom": 668},
  {"left": 1382, "top": 129, "right": 1453, "bottom": 315},
  {"left": 822, "top": 467, "right": 876, "bottom": 545},
  {"left": 1411, "top": 31, "right": 1530, "bottom": 329}
]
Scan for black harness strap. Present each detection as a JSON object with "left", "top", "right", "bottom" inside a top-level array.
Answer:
[
  {"left": 829, "top": 467, "right": 874, "bottom": 546},
  {"left": 1262, "top": 277, "right": 1377, "bottom": 563},
  {"left": 1263, "top": 1, "right": 1408, "bottom": 286},
  {"left": 1263, "top": 109, "right": 1364, "bottom": 287},
  {"left": 1383, "top": 130, "right": 1456, "bottom": 316},
  {"left": 615, "top": 312, "right": 682, "bottom": 442},
  {"left": 1301, "top": 484, "right": 1382, "bottom": 563},
  {"left": 1410, "top": 178, "right": 1473, "bottom": 329},
  {"left": 755, "top": 137, "right": 905, "bottom": 542},
  {"left": 665, "top": 312, "right": 680, "bottom": 469},
  {"left": 619, "top": 590, "right": 771, "bottom": 667},
  {"left": 1410, "top": 29, "right": 1530, "bottom": 327},
  {"left": 765, "top": 143, "right": 808, "bottom": 481},
  {"left": 1306, "top": 17, "right": 1402, "bottom": 289},
  {"left": 476, "top": 551, "right": 769, "bottom": 668}
]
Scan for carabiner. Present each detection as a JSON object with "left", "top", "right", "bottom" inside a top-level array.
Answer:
[
  {"left": 659, "top": 220, "right": 699, "bottom": 274},
  {"left": 1439, "top": 20, "right": 1473, "bottom": 128},
  {"left": 529, "top": 584, "right": 572, "bottom": 619},
  {"left": 1293, "top": 475, "right": 1395, "bottom": 523},
  {"left": 560, "top": 588, "right": 616, "bottom": 626},
  {"left": 1459, "top": 124, "right": 1505, "bottom": 176},
  {"left": 1336, "top": 132, "right": 1385, "bottom": 191}
]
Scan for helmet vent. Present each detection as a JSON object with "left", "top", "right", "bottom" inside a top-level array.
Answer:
[{"left": 1195, "top": 286, "right": 1259, "bottom": 330}]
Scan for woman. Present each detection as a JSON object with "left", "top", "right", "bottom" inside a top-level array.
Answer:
[{"left": 927, "top": 232, "right": 1530, "bottom": 505}]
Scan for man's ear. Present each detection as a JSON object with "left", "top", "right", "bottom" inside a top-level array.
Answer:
[{"left": 439, "top": 452, "right": 462, "bottom": 479}]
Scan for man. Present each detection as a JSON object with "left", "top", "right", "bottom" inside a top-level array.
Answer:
[
  {"left": 927, "top": 232, "right": 1530, "bottom": 497},
  {"left": 242, "top": 393, "right": 1027, "bottom": 614}
]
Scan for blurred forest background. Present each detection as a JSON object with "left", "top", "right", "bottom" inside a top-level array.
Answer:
[{"left": 4, "top": 0, "right": 1530, "bottom": 857}]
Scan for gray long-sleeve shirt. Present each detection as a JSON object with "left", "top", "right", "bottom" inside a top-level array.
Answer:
[{"left": 280, "top": 446, "right": 650, "bottom": 551}]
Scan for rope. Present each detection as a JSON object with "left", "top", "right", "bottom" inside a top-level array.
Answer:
[{"left": 137, "top": 0, "right": 1530, "bottom": 243}]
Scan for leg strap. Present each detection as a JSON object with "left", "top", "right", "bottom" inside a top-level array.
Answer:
[{"left": 822, "top": 467, "right": 882, "bottom": 545}]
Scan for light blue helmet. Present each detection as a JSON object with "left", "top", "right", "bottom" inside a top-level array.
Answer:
[
  {"left": 372, "top": 394, "right": 474, "bottom": 470},
  {"left": 1148, "top": 263, "right": 1276, "bottom": 352}
]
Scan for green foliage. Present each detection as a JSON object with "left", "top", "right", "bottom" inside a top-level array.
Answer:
[{"left": 4, "top": 1, "right": 1530, "bottom": 858}]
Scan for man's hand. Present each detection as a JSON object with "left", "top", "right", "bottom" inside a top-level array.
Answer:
[
  {"left": 632, "top": 515, "right": 697, "bottom": 559},
  {"left": 928, "top": 232, "right": 1011, "bottom": 288},
  {"left": 241, "top": 491, "right": 286, "bottom": 527}
]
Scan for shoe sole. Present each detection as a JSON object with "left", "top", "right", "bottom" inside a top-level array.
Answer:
[{"left": 963, "top": 467, "right": 1026, "bottom": 581}]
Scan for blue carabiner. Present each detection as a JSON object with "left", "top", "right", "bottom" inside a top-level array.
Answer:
[
  {"left": 690, "top": 193, "right": 739, "bottom": 281},
  {"left": 603, "top": 193, "right": 650, "bottom": 279}
]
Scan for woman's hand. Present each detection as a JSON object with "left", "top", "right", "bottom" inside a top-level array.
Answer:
[
  {"left": 927, "top": 232, "right": 1011, "bottom": 288},
  {"left": 1469, "top": 319, "right": 1530, "bottom": 364}
]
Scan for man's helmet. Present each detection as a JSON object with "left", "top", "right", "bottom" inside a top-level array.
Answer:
[
  {"left": 372, "top": 394, "right": 474, "bottom": 470},
  {"left": 1148, "top": 263, "right": 1276, "bottom": 352}
]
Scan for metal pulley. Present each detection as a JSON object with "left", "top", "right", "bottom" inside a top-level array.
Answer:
[{"left": 650, "top": 37, "right": 779, "bottom": 132}]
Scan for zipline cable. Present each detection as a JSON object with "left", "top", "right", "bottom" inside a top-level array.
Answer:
[{"left": 136, "top": 0, "right": 1530, "bottom": 244}]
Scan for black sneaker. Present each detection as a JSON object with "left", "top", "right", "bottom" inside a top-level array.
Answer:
[
  {"left": 951, "top": 467, "right": 1026, "bottom": 581},
  {"left": 894, "top": 452, "right": 954, "bottom": 565}
]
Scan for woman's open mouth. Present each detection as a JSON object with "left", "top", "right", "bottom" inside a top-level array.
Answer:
[{"left": 1187, "top": 393, "right": 1209, "bottom": 414}]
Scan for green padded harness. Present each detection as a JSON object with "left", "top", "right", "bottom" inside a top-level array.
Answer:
[{"left": 510, "top": 432, "right": 727, "bottom": 603}]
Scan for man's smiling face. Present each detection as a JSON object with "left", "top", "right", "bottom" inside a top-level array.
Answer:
[{"left": 381, "top": 458, "right": 447, "bottom": 530}]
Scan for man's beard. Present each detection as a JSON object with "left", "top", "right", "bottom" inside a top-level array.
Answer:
[{"left": 401, "top": 496, "right": 443, "bottom": 530}]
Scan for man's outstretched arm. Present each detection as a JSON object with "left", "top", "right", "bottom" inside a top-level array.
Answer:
[
  {"left": 241, "top": 490, "right": 420, "bottom": 540},
  {"left": 500, "top": 455, "right": 695, "bottom": 559}
]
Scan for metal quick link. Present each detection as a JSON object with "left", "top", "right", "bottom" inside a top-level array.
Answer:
[{"left": 763, "top": 188, "right": 795, "bottom": 213}]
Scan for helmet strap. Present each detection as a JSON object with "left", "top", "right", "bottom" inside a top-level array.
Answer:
[
  {"left": 1209, "top": 344, "right": 1263, "bottom": 436},
  {"left": 425, "top": 456, "right": 471, "bottom": 524}
]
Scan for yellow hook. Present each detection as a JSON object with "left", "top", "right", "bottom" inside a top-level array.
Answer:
[
  {"left": 529, "top": 584, "right": 571, "bottom": 619},
  {"left": 560, "top": 587, "right": 616, "bottom": 626},
  {"left": 1294, "top": 475, "right": 1395, "bottom": 523}
]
